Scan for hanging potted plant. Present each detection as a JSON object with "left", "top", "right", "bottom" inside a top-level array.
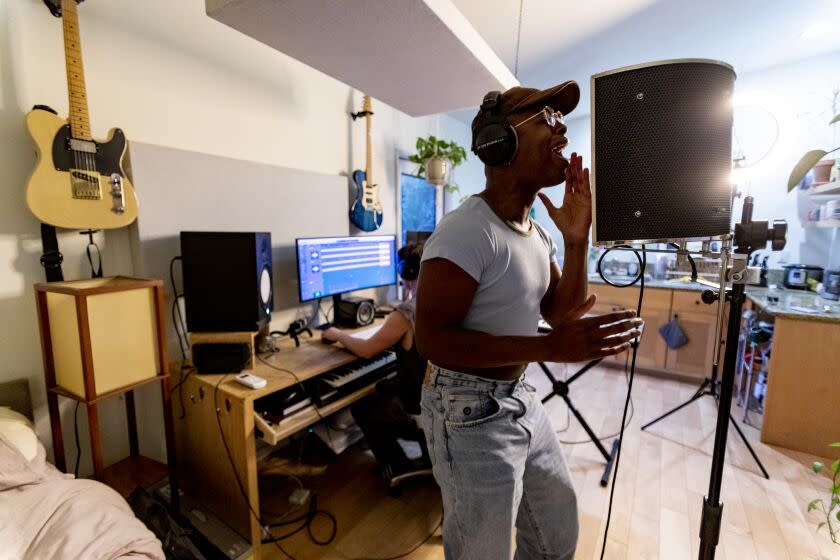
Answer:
[
  {"left": 408, "top": 136, "right": 467, "bottom": 194},
  {"left": 787, "top": 91, "right": 840, "bottom": 191}
]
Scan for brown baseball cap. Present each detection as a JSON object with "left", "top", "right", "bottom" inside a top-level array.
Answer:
[{"left": 471, "top": 81, "right": 580, "bottom": 130}]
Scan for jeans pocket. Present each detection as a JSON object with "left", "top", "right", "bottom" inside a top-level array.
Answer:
[
  {"left": 419, "top": 387, "right": 439, "bottom": 467},
  {"left": 445, "top": 391, "right": 504, "bottom": 429}
]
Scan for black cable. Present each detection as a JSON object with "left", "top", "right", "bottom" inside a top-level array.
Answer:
[
  {"left": 169, "top": 256, "right": 188, "bottom": 361},
  {"left": 669, "top": 243, "right": 698, "bottom": 282},
  {"left": 212, "top": 369, "right": 298, "bottom": 560},
  {"left": 73, "top": 400, "right": 81, "bottom": 477},
  {"left": 262, "top": 494, "right": 337, "bottom": 546},
  {"left": 171, "top": 299, "right": 188, "bottom": 362},
  {"left": 599, "top": 245, "right": 646, "bottom": 560},
  {"left": 255, "top": 353, "right": 438, "bottom": 559},
  {"left": 170, "top": 365, "right": 195, "bottom": 420},
  {"left": 596, "top": 246, "right": 644, "bottom": 287}
]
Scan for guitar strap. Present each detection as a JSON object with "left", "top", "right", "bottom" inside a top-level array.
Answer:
[{"left": 40, "top": 223, "right": 64, "bottom": 282}]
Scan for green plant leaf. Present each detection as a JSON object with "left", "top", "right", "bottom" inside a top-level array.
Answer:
[
  {"left": 788, "top": 150, "right": 829, "bottom": 191},
  {"left": 829, "top": 442, "right": 840, "bottom": 447},
  {"left": 809, "top": 498, "right": 822, "bottom": 512},
  {"left": 818, "top": 522, "right": 827, "bottom": 531},
  {"left": 830, "top": 114, "right": 840, "bottom": 125},
  {"left": 833, "top": 460, "right": 840, "bottom": 474},
  {"left": 814, "top": 461, "right": 824, "bottom": 473},
  {"left": 836, "top": 510, "right": 840, "bottom": 522},
  {"left": 832, "top": 483, "right": 840, "bottom": 495}
]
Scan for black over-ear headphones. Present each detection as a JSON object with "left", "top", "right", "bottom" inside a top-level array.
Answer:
[
  {"left": 471, "top": 91, "right": 518, "bottom": 166},
  {"left": 397, "top": 245, "right": 421, "bottom": 281},
  {"left": 397, "top": 254, "right": 421, "bottom": 281}
]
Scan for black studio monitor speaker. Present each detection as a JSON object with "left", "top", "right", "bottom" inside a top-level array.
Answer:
[
  {"left": 591, "top": 59, "right": 736, "bottom": 246},
  {"left": 180, "top": 231, "right": 273, "bottom": 333},
  {"left": 334, "top": 296, "right": 375, "bottom": 328}
]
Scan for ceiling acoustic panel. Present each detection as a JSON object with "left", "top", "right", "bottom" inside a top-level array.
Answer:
[{"left": 206, "top": 0, "right": 518, "bottom": 116}]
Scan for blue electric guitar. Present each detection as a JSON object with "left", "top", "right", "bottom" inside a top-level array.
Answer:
[{"left": 350, "top": 96, "right": 384, "bottom": 231}]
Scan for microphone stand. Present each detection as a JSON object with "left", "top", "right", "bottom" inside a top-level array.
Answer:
[{"left": 697, "top": 197, "right": 786, "bottom": 560}]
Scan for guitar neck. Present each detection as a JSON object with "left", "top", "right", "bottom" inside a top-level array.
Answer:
[
  {"left": 61, "top": 0, "right": 92, "bottom": 140},
  {"left": 365, "top": 100, "right": 373, "bottom": 186}
]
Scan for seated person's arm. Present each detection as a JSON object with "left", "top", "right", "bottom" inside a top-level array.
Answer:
[
  {"left": 415, "top": 258, "right": 639, "bottom": 368},
  {"left": 322, "top": 311, "right": 410, "bottom": 359}
]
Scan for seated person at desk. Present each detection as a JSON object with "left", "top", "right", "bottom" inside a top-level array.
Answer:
[{"left": 321, "top": 243, "right": 429, "bottom": 478}]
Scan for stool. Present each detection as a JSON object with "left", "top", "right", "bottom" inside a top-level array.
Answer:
[
  {"left": 735, "top": 310, "right": 756, "bottom": 408},
  {"left": 741, "top": 323, "right": 773, "bottom": 424}
]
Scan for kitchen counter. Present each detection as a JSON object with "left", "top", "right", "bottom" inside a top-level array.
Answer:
[
  {"left": 589, "top": 275, "right": 840, "bottom": 322},
  {"left": 745, "top": 287, "right": 840, "bottom": 323},
  {"left": 587, "top": 274, "right": 712, "bottom": 292}
]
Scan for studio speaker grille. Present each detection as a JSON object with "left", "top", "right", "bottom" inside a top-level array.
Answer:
[{"left": 591, "top": 59, "right": 736, "bottom": 246}]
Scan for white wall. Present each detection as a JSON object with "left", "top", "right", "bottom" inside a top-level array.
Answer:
[
  {"left": 457, "top": 51, "right": 840, "bottom": 269},
  {"left": 0, "top": 0, "right": 478, "bottom": 474}
]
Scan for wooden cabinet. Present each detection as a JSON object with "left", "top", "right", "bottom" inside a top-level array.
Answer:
[
  {"left": 588, "top": 284, "right": 671, "bottom": 370},
  {"left": 588, "top": 283, "right": 723, "bottom": 379},
  {"left": 665, "top": 291, "right": 725, "bottom": 378}
]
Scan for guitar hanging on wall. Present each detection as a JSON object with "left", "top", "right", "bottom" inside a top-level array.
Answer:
[
  {"left": 350, "top": 95, "right": 384, "bottom": 231},
  {"left": 25, "top": 0, "right": 138, "bottom": 230}
]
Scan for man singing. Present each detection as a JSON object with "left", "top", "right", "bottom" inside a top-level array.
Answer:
[{"left": 415, "top": 82, "right": 642, "bottom": 559}]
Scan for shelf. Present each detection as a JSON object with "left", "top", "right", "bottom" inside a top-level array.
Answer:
[
  {"left": 816, "top": 219, "right": 840, "bottom": 228},
  {"left": 98, "top": 455, "right": 168, "bottom": 498},
  {"left": 254, "top": 376, "right": 388, "bottom": 445},
  {"left": 807, "top": 182, "right": 840, "bottom": 197}
]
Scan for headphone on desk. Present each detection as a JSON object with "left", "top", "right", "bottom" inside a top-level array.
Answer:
[{"left": 471, "top": 91, "right": 518, "bottom": 167}]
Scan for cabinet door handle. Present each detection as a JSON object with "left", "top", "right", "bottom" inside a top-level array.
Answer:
[{"left": 673, "top": 313, "right": 679, "bottom": 319}]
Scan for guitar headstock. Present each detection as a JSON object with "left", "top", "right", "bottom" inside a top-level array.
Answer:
[{"left": 42, "top": 0, "right": 84, "bottom": 18}]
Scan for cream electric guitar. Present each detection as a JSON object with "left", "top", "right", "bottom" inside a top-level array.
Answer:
[{"left": 26, "top": 0, "right": 138, "bottom": 230}]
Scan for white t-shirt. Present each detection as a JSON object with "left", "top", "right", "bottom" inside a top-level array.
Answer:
[{"left": 421, "top": 195, "right": 558, "bottom": 337}]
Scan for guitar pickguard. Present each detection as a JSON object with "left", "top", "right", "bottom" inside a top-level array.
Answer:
[{"left": 51, "top": 124, "right": 125, "bottom": 177}]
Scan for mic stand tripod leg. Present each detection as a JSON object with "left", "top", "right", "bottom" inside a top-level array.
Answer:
[
  {"left": 640, "top": 379, "right": 712, "bottom": 431},
  {"left": 538, "top": 360, "right": 619, "bottom": 486},
  {"left": 727, "top": 412, "right": 770, "bottom": 479}
]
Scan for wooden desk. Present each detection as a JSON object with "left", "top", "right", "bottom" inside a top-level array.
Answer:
[{"left": 172, "top": 321, "right": 382, "bottom": 560}]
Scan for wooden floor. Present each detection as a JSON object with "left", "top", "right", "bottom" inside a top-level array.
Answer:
[{"left": 260, "top": 363, "right": 839, "bottom": 560}]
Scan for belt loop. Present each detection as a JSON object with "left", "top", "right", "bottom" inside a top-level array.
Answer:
[{"left": 429, "top": 364, "right": 439, "bottom": 387}]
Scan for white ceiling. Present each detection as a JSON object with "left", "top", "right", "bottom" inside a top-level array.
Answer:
[
  {"left": 450, "top": 0, "right": 840, "bottom": 120},
  {"left": 204, "top": 0, "right": 518, "bottom": 116},
  {"left": 79, "top": 0, "right": 840, "bottom": 120}
]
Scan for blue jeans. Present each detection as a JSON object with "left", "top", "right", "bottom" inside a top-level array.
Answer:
[{"left": 420, "top": 364, "right": 578, "bottom": 560}]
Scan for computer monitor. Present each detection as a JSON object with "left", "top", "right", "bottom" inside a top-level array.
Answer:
[{"left": 296, "top": 235, "right": 397, "bottom": 302}]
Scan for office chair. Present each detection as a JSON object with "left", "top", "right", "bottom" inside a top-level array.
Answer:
[{"left": 373, "top": 379, "right": 434, "bottom": 496}]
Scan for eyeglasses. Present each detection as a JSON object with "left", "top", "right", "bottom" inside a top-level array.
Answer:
[{"left": 512, "top": 106, "right": 565, "bottom": 129}]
